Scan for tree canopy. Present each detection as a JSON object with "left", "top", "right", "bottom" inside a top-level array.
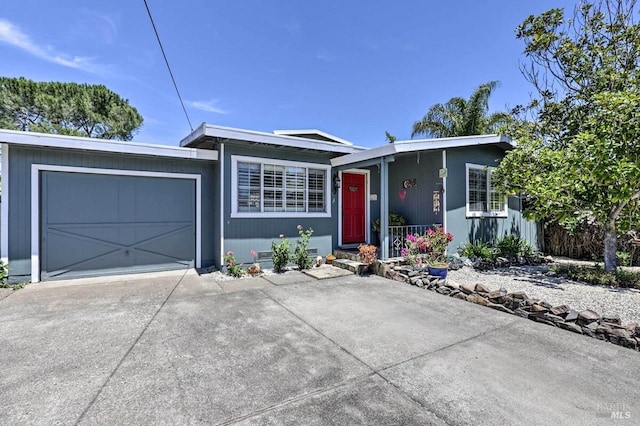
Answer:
[
  {"left": 0, "top": 77, "right": 143, "bottom": 140},
  {"left": 493, "top": 0, "right": 640, "bottom": 270},
  {"left": 411, "top": 81, "right": 511, "bottom": 138}
]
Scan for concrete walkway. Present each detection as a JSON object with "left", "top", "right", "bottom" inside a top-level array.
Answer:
[{"left": 0, "top": 268, "right": 638, "bottom": 425}]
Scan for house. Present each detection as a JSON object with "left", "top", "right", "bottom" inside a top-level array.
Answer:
[
  {"left": 0, "top": 124, "right": 538, "bottom": 283},
  {"left": 329, "top": 134, "right": 539, "bottom": 260}
]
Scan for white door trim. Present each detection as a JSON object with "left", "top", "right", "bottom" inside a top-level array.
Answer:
[
  {"left": 337, "top": 169, "right": 370, "bottom": 247},
  {"left": 31, "top": 164, "right": 202, "bottom": 283}
]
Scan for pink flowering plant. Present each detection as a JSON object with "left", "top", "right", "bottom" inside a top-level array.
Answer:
[
  {"left": 402, "top": 227, "right": 453, "bottom": 266},
  {"left": 223, "top": 251, "right": 245, "bottom": 277}
]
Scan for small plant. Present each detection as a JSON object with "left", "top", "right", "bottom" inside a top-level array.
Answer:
[
  {"left": 0, "top": 260, "right": 7, "bottom": 283},
  {"left": 372, "top": 212, "right": 406, "bottom": 232},
  {"left": 293, "top": 225, "right": 314, "bottom": 270},
  {"left": 616, "top": 250, "right": 631, "bottom": 267},
  {"left": 496, "top": 235, "right": 533, "bottom": 258},
  {"left": 271, "top": 234, "right": 291, "bottom": 273},
  {"left": 458, "top": 240, "right": 496, "bottom": 260},
  {"left": 223, "top": 251, "right": 245, "bottom": 278},
  {"left": 358, "top": 244, "right": 378, "bottom": 269}
]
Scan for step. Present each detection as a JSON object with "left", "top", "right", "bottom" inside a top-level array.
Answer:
[
  {"left": 333, "top": 249, "right": 360, "bottom": 261},
  {"left": 332, "top": 258, "right": 364, "bottom": 275}
]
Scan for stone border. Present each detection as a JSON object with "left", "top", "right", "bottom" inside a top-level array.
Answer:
[{"left": 375, "top": 262, "right": 640, "bottom": 352}]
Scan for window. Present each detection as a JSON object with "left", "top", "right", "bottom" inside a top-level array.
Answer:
[
  {"left": 232, "top": 156, "right": 330, "bottom": 217},
  {"left": 466, "top": 163, "right": 507, "bottom": 217}
]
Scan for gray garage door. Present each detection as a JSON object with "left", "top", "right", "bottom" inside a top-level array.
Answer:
[{"left": 41, "top": 171, "right": 196, "bottom": 280}]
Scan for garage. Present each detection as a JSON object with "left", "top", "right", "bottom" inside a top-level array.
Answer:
[{"left": 39, "top": 169, "right": 198, "bottom": 280}]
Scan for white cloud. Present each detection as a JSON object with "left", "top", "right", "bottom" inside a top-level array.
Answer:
[
  {"left": 186, "top": 99, "right": 228, "bottom": 114},
  {"left": 0, "top": 18, "right": 108, "bottom": 75}
]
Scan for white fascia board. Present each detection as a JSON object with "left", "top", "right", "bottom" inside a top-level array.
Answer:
[
  {"left": 273, "top": 129, "right": 354, "bottom": 146},
  {"left": 181, "top": 124, "right": 359, "bottom": 154},
  {"left": 331, "top": 134, "right": 513, "bottom": 167},
  {"left": 331, "top": 144, "right": 397, "bottom": 167},
  {"left": 0, "top": 129, "right": 218, "bottom": 161},
  {"left": 395, "top": 134, "right": 513, "bottom": 152}
]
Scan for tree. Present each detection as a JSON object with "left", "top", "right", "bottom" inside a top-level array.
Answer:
[
  {"left": 385, "top": 131, "right": 397, "bottom": 143},
  {"left": 493, "top": 0, "right": 640, "bottom": 271},
  {"left": 0, "top": 77, "right": 143, "bottom": 140},
  {"left": 411, "top": 81, "right": 511, "bottom": 138}
]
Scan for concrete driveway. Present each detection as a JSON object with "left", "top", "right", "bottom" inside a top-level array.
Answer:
[{"left": 1, "top": 269, "right": 638, "bottom": 425}]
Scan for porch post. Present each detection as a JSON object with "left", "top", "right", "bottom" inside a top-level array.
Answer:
[
  {"left": 442, "top": 150, "right": 447, "bottom": 232},
  {"left": 380, "top": 156, "right": 389, "bottom": 260}
]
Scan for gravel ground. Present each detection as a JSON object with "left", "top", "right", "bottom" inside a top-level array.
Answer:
[{"left": 448, "top": 265, "right": 640, "bottom": 325}]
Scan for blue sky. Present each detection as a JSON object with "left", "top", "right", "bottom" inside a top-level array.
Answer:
[{"left": 1, "top": 0, "right": 575, "bottom": 147}]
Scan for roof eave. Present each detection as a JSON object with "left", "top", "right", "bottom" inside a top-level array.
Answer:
[
  {"left": 273, "top": 129, "right": 354, "bottom": 146},
  {"left": 182, "top": 124, "right": 360, "bottom": 154},
  {"left": 331, "top": 134, "right": 513, "bottom": 167},
  {"left": 0, "top": 129, "right": 218, "bottom": 161}
]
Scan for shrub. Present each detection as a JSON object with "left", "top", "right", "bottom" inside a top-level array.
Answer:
[
  {"left": 223, "top": 251, "right": 244, "bottom": 278},
  {"left": 553, "top": 264, "right": 640, "bottom": 289},
  {"left": 357, "top": 244, "right": 378, "bottom": 266},
  {"left": 271, "top": 234, "right": 291, "bottom": 273},
  {"left": 458, "top": 240, "right": 496, "bottom": 260},
  {"left": 496, "top": 235, "right": 534, "bottom": 258},
  {"left": 293, "top": 225, "right": 314, "bottom": 270}
]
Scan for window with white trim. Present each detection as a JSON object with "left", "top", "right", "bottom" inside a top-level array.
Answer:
[
  {"left": 232, "top": 155, "right": 330, "bottom": 217},
  {"left": 466, "top": 163, "right": 507, "bottom": 217}
]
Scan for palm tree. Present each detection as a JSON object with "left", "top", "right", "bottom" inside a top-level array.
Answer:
[{"left": 411, "top": 81, "right": 511, "bottom": 138}]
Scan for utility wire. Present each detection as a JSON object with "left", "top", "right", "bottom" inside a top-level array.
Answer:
[{"left": 143, "top": 0, "right": 193, "bottom": 131}]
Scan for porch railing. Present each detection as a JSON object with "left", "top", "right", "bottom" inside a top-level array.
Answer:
[{"left": 388, "top": 224, "right": 442, "bottom": 258}]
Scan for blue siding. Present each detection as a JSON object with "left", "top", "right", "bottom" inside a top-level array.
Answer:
[
  {"left": 445, "top": 146, "right": 539, "bottom": 253},
  {"left": 221, "top": 142, "right": 341, "bottom": 266},
  {"left": 387, "top": 151, "right": 444, "bottom": 227},
  {"left": 5, "top": 145, "right": 217, "bottom": 281}
]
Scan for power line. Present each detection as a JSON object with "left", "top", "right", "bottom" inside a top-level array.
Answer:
[{"left": 143, "top": 0, "right": 193, "bottom": 131}]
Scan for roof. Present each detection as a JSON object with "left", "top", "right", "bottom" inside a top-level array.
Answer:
[
  {"left": 272, "top": 129, "right": 353, "bottom": 146},
  {"left": 0, "top": 129, "right": 218, "bottom": 161},
  {"left": 180, "top": 123, "right": 362, "bottom": 154},
  {"left": 331, "top": 134, "right": 513, "bottom": 167}
]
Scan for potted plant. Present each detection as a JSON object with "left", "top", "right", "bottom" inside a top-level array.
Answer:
[
  {"left": 402, "top": 227, "right": 453, "bottom": 278},
  {"left": 372, "top": 212, "right": 406, "bottom": 245},
  {"left": 325, "top": 253, "right": 336, "bottom": 264},
  {"left": 357, "top": 244, "right": 378, "bottom": 274}
]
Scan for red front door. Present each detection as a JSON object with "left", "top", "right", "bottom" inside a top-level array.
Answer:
[{"left": 342, "top": 173, "right": 366, "bottom": 244}]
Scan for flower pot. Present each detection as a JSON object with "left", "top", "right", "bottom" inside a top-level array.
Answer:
[
  {"left": 427, "top": 264, "right": 448, "bottom": 279},
  {"left": 326, "top": 255, "right": 336, "bottom": 265}
]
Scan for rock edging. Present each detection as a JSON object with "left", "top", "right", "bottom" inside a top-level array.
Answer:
[{"left": 378, "top": 263, "right": 640, "bottom": 352}]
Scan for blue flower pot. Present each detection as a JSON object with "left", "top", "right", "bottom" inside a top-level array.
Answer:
[{"left": 428, "top": 265, "right": 448, "bottom": 279}]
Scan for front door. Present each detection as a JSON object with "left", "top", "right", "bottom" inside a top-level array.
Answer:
[{"left": 342, "top": 172, "right": 366, "bottom": 244}]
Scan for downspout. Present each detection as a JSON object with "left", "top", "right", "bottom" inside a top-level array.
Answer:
[
  {"left": 380, "top": 157, "right": 389, "bottom": 260},
  {"left": 219, "top": 142, "right": 225, "bottom": 268},
  {"left": 442, "top": 150, "right": 447, "bottom": 232}
]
